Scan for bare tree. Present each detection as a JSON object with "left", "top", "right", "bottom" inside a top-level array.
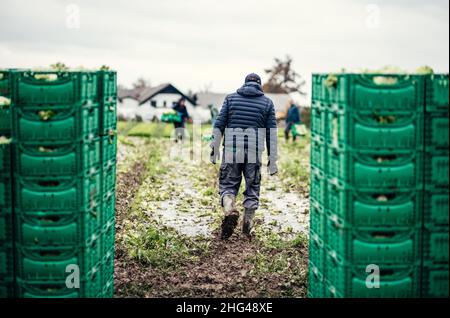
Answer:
[
  {"left": 263, "top": 56, "right": 306, "bottom": 95},
  {"left": 132, "top": 77, "right": 152, "bottom": 89},
  {"left": 198, "top": 82, "right": 213, "bottom": 94}
]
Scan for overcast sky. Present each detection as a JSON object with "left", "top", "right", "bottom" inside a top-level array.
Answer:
[{"left": 0, "top": 0, "right": 448, "bottom": 99}]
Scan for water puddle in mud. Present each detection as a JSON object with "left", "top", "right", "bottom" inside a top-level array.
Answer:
[
  {"left": 138, "top": 140, "right": 310, "bottom": 240},
  {"left": 259, "top": 172, "right": 310, "bottom": 238}
]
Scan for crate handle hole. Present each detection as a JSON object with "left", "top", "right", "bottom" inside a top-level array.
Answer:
[
  {"left": 38, "top": 146, "right": 58, "bottom": 153},
  {"left": 371, "top": 231, "right": 396, "bottom": 239},
  {"left": 373, "top": 155, "right": 398, "bottom": 163},
  {"left": 33, "top": 74, "right": 59, "bottom": 81},
  {"left": 373, "top": 193, "right": 396, "bottom": 202},
  {"left": 372, "top": 76, "right": 399, "bottom": 86},
  {"left": 39, "top": 250, "right": 61, "bottom": 257},
  {"left": 38, "top": 181, "right": 61, "bottom": 187}
]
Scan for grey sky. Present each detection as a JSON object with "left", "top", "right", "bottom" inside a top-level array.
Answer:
[{"left": 0, "top": 0, "right": 448, "bottom": 99}]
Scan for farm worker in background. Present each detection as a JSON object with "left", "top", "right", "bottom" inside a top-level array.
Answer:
[
  {"left": 210, "top": 73, "right": 278, "bottom": 240},
  {"left": 172, "top": 97, "right": 191, "bottom": 142},
  {"left": 209, "top": 104, "right": 219, "bottom": 126},
  {"left": 284, "top": 102, "right": 301, "bottom": 142}
]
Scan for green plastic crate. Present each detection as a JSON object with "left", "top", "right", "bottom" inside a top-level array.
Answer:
[
  {"left": 102, "top": 278, "right": 114, "bottom": 298},
  {"left": 102, "top": 218, "right": 115, "bottom": 255},
  {"left": 13, "top": 106, "right": 99, "bottom": 143},
  {"left": 12, "top": 71, "right": 100, "bottom": 106},
  {"left": 426, "top": 74, "right": 449, "bottom": 112},
  {"left": 0, "top": 175, "right": 13, "bottom": 210},
  {"left": 0, "top": 281, "right": 14, "bottom": 298},
  {"left": 310, "top": 199, "right": 325, "bottom": 239},
  {"left": 100, "top": 102, "right": 117, "bottom": 136},
  {"left": 327, "top": 145, "right": 420, "bottom": 190},
  {"left": 327, "top": 106, "right": 422, "bottom": 151},
  {"left": 327, "top": 179, "right": 421, "bottom": 227},
  {"left": 424, "top": 151, "right": 449, "bottom": 189},
  {"left": 0, "top": 213, "right": 13, "bottom": 243},
  {"left": 423, "top": 226, "right": 449, "bottom": 265},
  {"left": 15, "top": 174, "right": 101, "bottom": 212},
  {"left": 161, "top": 113, "right": 182, "bottom": 123},
  {"left": 101, "top": 135, "right": 117, "bottom": 163},
  {"left": 0, "top": 243, "right": 14, "bottom": 282},
  {"left": 309, "top": 230, "right": 325, "bottom": 271},
  {"left": 424, "top": 113, "right": 449, "bottom": 150},
  {"left": 102, "top": 190, "right": 115, "bottom": 226},
  {"left": 0, "top": 70, "right": 11, "bottom": 97},
  {"left": 312, "top": 74, "right": 349, "bottom": 105},
  {"left": 14, "top": 139, "right": 100, "bottom": 177},
  {"left": 423, "top": 191, "right": 449, "bottom": 227},
  {"left": 313, "top": 74, "right": 425, "bottom": 112},
  {"left": 15, "top": 238, "right": 102, "bottom": 282},
  {"left": 101, "top": 160, "right": 116, "bottom": 195},
  {"left": 308, "top": 261, "right": 325, "bottom": 298},
  {"left": 15, "top": 268, "right": 102, "bottom": 298},
  {"left": 101, "top": 247, "right": 114, "bottom": 294},
  {"left": 0, "top": 106, "right": 11, "bottom": 134},
  {"left": 14, "top": 208, "right": 102, "bottom": 247},
  {"left": 324, "top": 262, "right": 420, "bottom": 298},
  {"left": 310, "top": 167, "right": 326, "bottom": 205},
  {"left": 98, "top": 71, "right": 117, "bottom": 105},
  {"left": 325, "top": 213, "right": 421, "bottom": 265},
  {"left": 421, "top": 265, "right": 449, "bottom": 298},
  {"left": 310, "top": 101, "right": 327, "bottom": 137},
  {"left": 0, "top": 143, "right": 11, "bottom": 175},
  {"left": 310, "top": 134, "right": 326, "bottom": 170}
]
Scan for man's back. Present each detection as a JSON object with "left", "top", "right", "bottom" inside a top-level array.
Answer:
[
  {"left": 216, "top": 82, "right": 275, "bottom": 130},
  {"left": 212, "top": 81, "right": 278, "bottom": 160}
]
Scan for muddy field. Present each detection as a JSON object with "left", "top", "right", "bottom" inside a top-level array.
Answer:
[{"left": 114, "top": 123, "right": 311, "bottom": 298}]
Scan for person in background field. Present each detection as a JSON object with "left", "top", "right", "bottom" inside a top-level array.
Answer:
[
  {"left": 172, "top": 97, "right": 191, "bottom": 142},
  {"left": 210, "top": 73, "right": 278, "bottom": 240},
  {"left": 284, "top": 101, "right": 301, "bottom": 142},
  {"left": 209, "top": 104, "right": 219, "bottom": 126}
]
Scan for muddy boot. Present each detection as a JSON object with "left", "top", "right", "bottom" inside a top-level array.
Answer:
[
  {"left": 243, "top": 208, "right": 256, "bottom": 237},
  {"left": 221, "top": 195, "right": 239, "bottom": 240}
]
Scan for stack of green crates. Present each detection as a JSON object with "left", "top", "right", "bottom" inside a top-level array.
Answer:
[
  {"left": 309, "top": 74, "right": 428, "bottom": 298},
  {"left": 421, "top": 74, "right": 449, "bottom": 298},
  {"left": 0, "top": 69, "right": 14, "bottom": 298},
  {"left": 0, "top": 69, "right": 117, "bottom": 298}
]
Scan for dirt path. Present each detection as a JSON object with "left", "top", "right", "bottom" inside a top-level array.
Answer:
[{"left": 114, "top": 137, "right": 310, "bottom": 298}]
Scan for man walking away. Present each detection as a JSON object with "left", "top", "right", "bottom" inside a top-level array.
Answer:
[
  {"left": 210, "top": 73, "right": 278, "bottom": 240},
  {"left": 172, "top": 98, "right": 191, "bottom": 142},
  {"left": 284, "top": 102, "right": 301, "bottom": 142}
]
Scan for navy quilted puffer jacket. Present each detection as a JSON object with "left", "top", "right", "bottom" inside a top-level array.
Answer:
[{"left": 212, "top": 82, "right": 278, "bottom": 162}]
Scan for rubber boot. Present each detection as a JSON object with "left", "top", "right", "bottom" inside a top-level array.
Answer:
[
  {"left": 243, "top": 208, "right": 256, "bottom": 237},
  {"left": 221, "top": 194, "right": 239, "bottom": 240}
]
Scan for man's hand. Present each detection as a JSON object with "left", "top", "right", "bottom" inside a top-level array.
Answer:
[
  {"left": 267, "top": 161, "right": 278, "bottom": 176},
  {"left": 210, "top": 148, "right": 220, "bottom": 165}
]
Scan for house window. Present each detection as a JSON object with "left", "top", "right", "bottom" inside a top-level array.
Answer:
[
  {"left": 163, "top": 101, "right": 167, "bottom": 107},
  {"left": 150, "top": 100, "right": 157, "bottom": 107}
]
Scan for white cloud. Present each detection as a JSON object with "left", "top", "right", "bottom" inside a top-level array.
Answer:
[{"left": 0, "top": 0, "right": 448, "bottom": 99}]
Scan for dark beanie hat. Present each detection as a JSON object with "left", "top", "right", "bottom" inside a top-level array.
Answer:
[{"left": 245, "top": 73, "right": 262, "bottom": 85}]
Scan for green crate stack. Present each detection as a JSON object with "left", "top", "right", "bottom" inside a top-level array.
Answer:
[
  {"left": 421, "top": 74, "right": 449, "bottom": 298},
  {"left": 0, "top": 69, "right": 14, "bottom": 298},
  {"left": 309, "top": 74, "right": 426, "bottom": 298},
  {"left": 8, "top": 69, "right": 117, "bottom": 298},
  {"left": 98, "top": 70, "right": 117, "bottom": 298}
]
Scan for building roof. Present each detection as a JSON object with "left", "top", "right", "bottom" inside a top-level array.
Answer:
[{"left": 118, "top": 83, "right": 196, "bottom": 106}]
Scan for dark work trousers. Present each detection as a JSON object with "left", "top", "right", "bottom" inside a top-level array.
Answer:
[
  {"left": 219, "top": 150, "right": 262, "bottom": 210},
  {"left": 174, "top": 122, "right": 186, "bottom": 142}
]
